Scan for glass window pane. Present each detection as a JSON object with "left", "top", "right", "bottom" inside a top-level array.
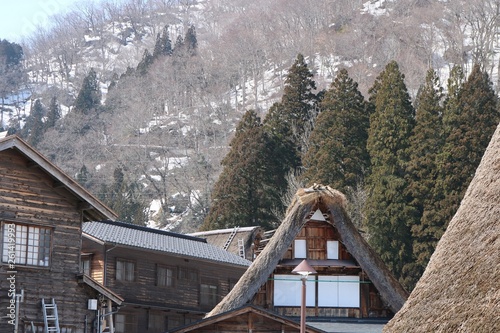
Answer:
[
  {"left": 294, "top": 239, "right": 307, "bottom": 258},
  {"left": 2, "top": 224, "right": 50, "bottom": 267}
]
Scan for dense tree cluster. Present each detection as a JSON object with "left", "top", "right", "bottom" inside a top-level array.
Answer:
[
  {"left": 206, "top": 58, "right": 499, "bottom": 291},
  {"left": 203, "top": 54, "right": 319, "bottom": 230},
  {"left": 2, "top": 0, "right": 499, "bottom": 285}
]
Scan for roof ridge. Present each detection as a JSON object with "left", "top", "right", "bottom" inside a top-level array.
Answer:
[{"left": 88, "top": 220, "right": 207, "bottom": 243}]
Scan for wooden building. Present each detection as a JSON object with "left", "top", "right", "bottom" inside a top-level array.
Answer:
[
  {"left": 0, "top": 135, "right": 251, "bottom": 333},
  {"left": 0, "top": 135, "right": 122, "bottom": 333},
  {"left": 167, "top": 305, "right": 327, "bottom": 333},
  {"left": 188, "top": 226, "right": 264, "bottom": 260},
  {"left": 208, "top": 185, "right": 408, "bottom": 320},
  {"left": 82, "top": 220, "right": 251, "bottom": 333}
]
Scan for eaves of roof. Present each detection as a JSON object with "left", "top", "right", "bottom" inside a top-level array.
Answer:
[
  {"left": 83, "top": 221, "right": 252, "bottom": 267},
  {"left": 0, "top": 135, "right": 117, "bottom": 221}
]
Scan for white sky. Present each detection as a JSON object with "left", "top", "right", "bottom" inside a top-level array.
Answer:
[{"left": 0, "top": 0, "right": 84, "bottom": 43}]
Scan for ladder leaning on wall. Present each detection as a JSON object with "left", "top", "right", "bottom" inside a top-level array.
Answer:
[
  {"left": 41, "top": 298, "right": 60, "bottom": 333},
  {"left": 223, "top": 226, "right": 240, "bottom": 250}
]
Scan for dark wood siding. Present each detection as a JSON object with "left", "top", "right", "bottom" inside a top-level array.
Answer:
[
  {"left": 82, "top": 238, "right": 248, "bottom": 332},
  {"left": 0, "top": 149, "right": 97, "bottom": 333}
]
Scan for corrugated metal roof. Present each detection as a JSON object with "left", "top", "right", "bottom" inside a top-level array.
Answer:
[{"left": 83, "top": 221, "right": 251, "bottom": 267}]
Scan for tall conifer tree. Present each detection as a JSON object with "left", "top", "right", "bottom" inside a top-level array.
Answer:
[
  {"left": 406, "top": 69, "right": 445, "bottom": 286},
  {"left": 74, "top": 68, "right": 101, "bottom": 115},
  {"left": 302, "top": 68, "right": 370, "bottom": 192},
  {"left": 99, "top": 167, "right": 149, "bottom": 226},
  {"left": 23, "top": 99, "right": 45, "bottom": 147},
  {"left": 153, "top": 25, "right": 172, "bottom": 58},
  {"left": 365, "top": 61, "right": 416, "bottom": 286},
  {"left": 264, "top": 54, "right": 318, "bottom": 170},
  {"left": 136, "top": 49, "right": 154, "bottom": 76},
  {"left": 202, "top": 110, "right": 281, "bottom": 230},
  {"left": 45, "top": 96, "right": 61, "bottom": 129},
  {"left": 433, "top": 64, "right": 499, "bottom": 237}
]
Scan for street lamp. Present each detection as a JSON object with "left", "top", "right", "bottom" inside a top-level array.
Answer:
[{"left": 292, "top": 260, "right": 317, "bottom": 333}]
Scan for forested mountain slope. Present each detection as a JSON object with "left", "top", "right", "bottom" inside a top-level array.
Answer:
[{"left": 1, "top": 0, "right": 500, "bottom": 236}]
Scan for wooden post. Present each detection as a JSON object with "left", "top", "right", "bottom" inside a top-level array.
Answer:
[
  {"left": 107, "top": 299, "right": 114, "bottom": 333},
  {"left": 300, "top": 277, "right": 306, "bottom": 333}
]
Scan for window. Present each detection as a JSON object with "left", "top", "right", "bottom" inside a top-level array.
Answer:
[
  {"left": 81, "top": 258, "right": 91, "bottom": 275},
  {"left": 178, "top": 267, "right": 198, "bottom": 283},
  {"left": 2, "top": 222, "right": 51, "bottom": 267},
  {"left": 327, "top": 240, "right": 339, "bottom": 259},
  {"left": 157, "top": 265, "right": 175, "bottom": 287},
  {"left": 273, "top": 274, "right": 315, "bottom": 306},
  {"left": 116, "top": 259, "right": 135, "bottom": 282},
  {"left": 148, "top": 312, "right": 166, "bottom": 333},
  {"left": 318, "top": 275, "right": 360, "bottom": 307},
  {"left": 200, "top": 282, "right": 218, "bottom": 307},
  {"left": 115, "top": 314, "right": 136, "bottom": 333},
  {"left": 81, "top": 254, "right": 92, "bottom": 275},
  {"left": 294, "top": 239, "right": 307, "bottom": 258}
]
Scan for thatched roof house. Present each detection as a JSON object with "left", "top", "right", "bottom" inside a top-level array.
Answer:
[
  {"left": 384, "top": 125, "right": 500, "bottom": 332},
  {"left": 208, "top": 185, "right": 408, "bottom": 318}
]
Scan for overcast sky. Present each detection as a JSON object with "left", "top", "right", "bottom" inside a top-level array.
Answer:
[{"left": 0, "top": 0, "right": 83, "bottom": 43}]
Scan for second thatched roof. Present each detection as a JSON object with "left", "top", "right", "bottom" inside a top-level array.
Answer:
[
  {"left": 384, "top": 124, "right": 500, "bottom": 333},
  {"left": 207, "top": 185, "right": 408, "bottom": 317}
]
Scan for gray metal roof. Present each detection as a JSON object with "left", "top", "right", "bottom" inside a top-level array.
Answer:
[{"left": 83, "top": 221, "right": 252, "bottom": 267}]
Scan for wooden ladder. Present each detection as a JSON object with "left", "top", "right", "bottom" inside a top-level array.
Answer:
[
  {"left": 42, "top": 298, "right": 60, "bottom": 333},
  {"left": 223, "top": 226, "right": 239, "bottom": 250}
]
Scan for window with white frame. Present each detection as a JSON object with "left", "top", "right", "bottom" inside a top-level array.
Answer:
[
  {"left": 2, "top": 222, "right": 51, "bottom": 267},
  {"left": 317, "top": 275, "right": 360, "bottom": 307},
  {"left": 116, "top": 259, "right": 135, "bottom": 282},
  {"left": 273, "top": 274, "right": 315, "bottom": 306},
  {"left": 327, "top": 240, "right": 339, "bottom": 259},
  {"left": 294, "top": 239, "right": 307, "bottom": 258}
]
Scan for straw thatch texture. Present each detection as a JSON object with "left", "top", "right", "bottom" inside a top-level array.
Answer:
[
  {"left": 207, "top": 184, "right": 408, "bottom": 317},
  {"left": 205, "top": 186, "right": 321, "bottom": 317},
  {"left": 323, "top": 193, "right": 409, "bottom": 312},
  {"left": 384, "top": 124, "right": 500, "bottom": 332}
]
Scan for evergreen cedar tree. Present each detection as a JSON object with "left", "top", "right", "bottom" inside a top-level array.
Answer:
[
  {"left": 204, "top": 54, "right": 318, "bottom": 230},
  {"left": 0, "top": 39, "right": 24, "bottom": 103},
  {"left": 202, "top": 110, "right": 282, "bottom": 230},
  {"left": 153, "top": 25, "right": 173, "bottom": 58},
  {"left": 22, "top": 99, "right": 46, "bottom": 147},
  {"left": 405, "top": 69, "right": 445, "bottom": 284},
  {"left": 136, "top": 49, "right": 154, "bottom": 75},
  {"left": 365, "top": 60, "right": 416, "bottom": 289},
  {"left": 203, "top": 58, "right": 498, "bottom": 291},
  {"left": 430, "top": 64, "right": 499, "bottom": 255},
  {"left": 302, "top": 68, "right": 370, "bottom": 193},
  {"left": 74, "top": 68, "right": 102, "bottom": 115},
  {"left": 264, "top": 53, "right": 317, "bottom": 151},
  {"left": 98, "top": 167, "right": 149, "bottom": 226},
  {"left": 45, "top": 96, "right": 61, "bottom": 129}
]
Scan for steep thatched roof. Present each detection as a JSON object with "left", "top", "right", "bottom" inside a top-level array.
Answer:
[
  {"left": 207, "top": 185, "right": 408, "bottom": 317},
  {"left": 384, "top": 125, "right": 500, "bottom": 332}
]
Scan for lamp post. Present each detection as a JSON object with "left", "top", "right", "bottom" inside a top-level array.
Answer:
[{"left": 292, "top": 260, "right": 317, "bottom": 333}]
